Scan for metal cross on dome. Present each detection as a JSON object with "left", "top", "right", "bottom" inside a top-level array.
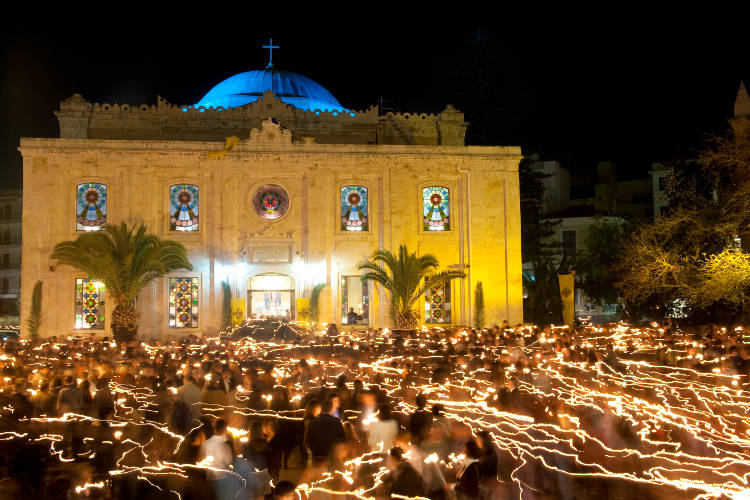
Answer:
[{"left": 263, "top": 38, "right": 279, "bottom": 68}]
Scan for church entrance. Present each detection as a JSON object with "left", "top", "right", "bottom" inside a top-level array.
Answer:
[
  {"left": 247, "top": 274, "right": 295, "bottom": 320},
  {"left": 341, "top": 276, "right": 369, "bottom": 326}
]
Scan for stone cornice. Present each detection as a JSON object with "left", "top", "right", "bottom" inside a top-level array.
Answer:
[{"left": 19, "top": 137, "right": 521, "bottom": 162}]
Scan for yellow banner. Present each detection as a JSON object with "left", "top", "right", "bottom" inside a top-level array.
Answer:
[
  {"left": 231, "top": 298, "right": 245, "bottom": 326},
  {"left": 558, "top": 274, "right": 575, "bottom": 326},
  {"left": 296, "top": 298, "right": 310, "bottom": 321}
]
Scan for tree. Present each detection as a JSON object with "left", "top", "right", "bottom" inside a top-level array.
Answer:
[
  {"left": 27, "top": 281, "right": 42, "bottom": 337},
  {"left": 523, "top": 258, "right": 563, "bottom": 326},
  {"left": 576, "top": 218, "right": 629, "bottom": 307},
  {"left": 473, "top": 282, "right": 486, "bottom": 330},
  {"left": 519, "top": 156, "right": 562, "bottom": 263},
  {"left": 616, "top": 119, "right": 750, "bottom": 322},
  {"left": 358, "top": 245, "right": 465, "bottom": 329},
  {"left": 692, "top": 249, "right": 750, "bottom": 309},
  {"left": 221, "top": 281, "right": 232, "bottom": 330},
  {"left": 700, "top": 118, "right": 750, "bottom": 245},
  {"left": 51, "top": 222, "right": 192, "bottom": 341},
  {"left": 308, "top": 283, "right": 326, "bottom": 326}
]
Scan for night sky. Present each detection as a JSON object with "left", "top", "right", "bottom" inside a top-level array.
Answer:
[{"left": 1, "top": 18, "right": 745, "bottom": 189}]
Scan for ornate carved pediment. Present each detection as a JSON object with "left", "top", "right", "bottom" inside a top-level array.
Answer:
[
  {"left": 246, "top": 226, "right": 295, "bottom": 239},
  {"left": 246, "top": 117, "right": 294, "bottom": 145},
  {"left": 239, "top": 230, "right": 295, "bottom": 263}
]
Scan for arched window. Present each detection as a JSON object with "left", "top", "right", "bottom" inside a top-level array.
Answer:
[
  {"left": 425, "top": 279, "right": 451, "bottom": 324},
  {"left": 75, "top": 278, "right": 106, "bottom": 329},
  {"left": 169, "top": 277, "right": 199, "bottom": 328},
  {"left": 76, "top": 183, "right": 107, "bottom": 231},
  {"left": 170, "top": 184, "right": 199, "bottom": 231},
  {"left": 340, "top": 186, "right": 368, "bottom": 231},
  {"left": 422, "top": 186, "right": 449, "bottom": 231}
]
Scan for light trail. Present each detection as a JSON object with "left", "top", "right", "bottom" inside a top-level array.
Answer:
[{"left": 0, "top": 322, "right": 748, "bottom": 498}]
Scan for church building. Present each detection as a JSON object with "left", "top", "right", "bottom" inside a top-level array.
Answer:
[{"left": 20, "top": 50, "right": 523, "bottom": 337}]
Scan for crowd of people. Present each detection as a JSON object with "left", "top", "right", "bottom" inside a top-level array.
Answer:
[{"left": 0, "top": 319, "right": 748, "bottom": 499}]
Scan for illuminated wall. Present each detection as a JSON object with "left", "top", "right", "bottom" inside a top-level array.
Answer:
[{"left": 20, "top": 122, "right": 521, "bottom": 336}]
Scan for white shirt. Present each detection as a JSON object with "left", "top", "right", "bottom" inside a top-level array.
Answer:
[
  {"left": 368, "top": 419, "right": 399, "bottom": 452},
  {"left": 199, "top": 434, "right": 233, "bottom": 480}
]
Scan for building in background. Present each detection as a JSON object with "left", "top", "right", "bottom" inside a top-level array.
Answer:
[
  {"left": 20, "top": 62, "right": 523, "bottom": 337},
  {"left": 649, "top": 163, "right": 671, "bottom": 217},
  {"left": 0, "top": 190, "right": 22, "bottom": 324},
  {"left": 569, "top": 161, "right": 652, "bottom": 218}
]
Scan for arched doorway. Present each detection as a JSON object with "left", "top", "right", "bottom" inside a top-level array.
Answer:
[{"left": 247, "top": 273, "right": 295, "bottom": 320}]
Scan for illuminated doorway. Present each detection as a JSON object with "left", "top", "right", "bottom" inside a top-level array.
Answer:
[
  {"left": 341, "top": 276, "right": 369, "bottom": 325},
  {"left": 247, "top": 274, "right": 295, "bottom": 320}
]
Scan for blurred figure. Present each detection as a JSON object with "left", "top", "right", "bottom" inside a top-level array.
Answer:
[
  {"left": 306, "top": 399, "right": 345, "bottom": 466},
  {"left": 368, "top": 402, "right": 399, "bottom": 453},
  {"left": 455, "top": 440, "right": 482, "bottom": 500},
  {"left": 178, "top": 375, "right": 202, "bottom": 421},
  {"left": 57, "top": 375, "right": 84, "bottom": 459},
  {"left": 476, "top": 431, "right": 499, "bottom": 481},
  {"left": 92, "top": 377, "right": 114, "bottom": 418},
  {"left": 9, "top": 379, "right": 33, "bottom": 420},
  {"left": 201, "top": 376, "right": 228, "bottom": 406},
  {"left": 198, "top": 418, "right": 233, "bottom": 485},
  {"left": 243, "top": 419, "right": 270, "bottom": 471},
  {"left": 409, "top": 394, "right": 433, "bottom": 444},
  {"left": 57, "top": 375, "right": 83, "bottom": 415},
  {"left": 175, "top": 427, "right": 206, "bottom": 464},
  {"left": 170, "top": 398, "right": 194, "bottom": 435},
  {"left": 78, "top": 379, "right": 94, "bottom": 416},
  {"left": 31, "top": 380, "right": 54, "bottom": 417},
  {"left": 387, "top": 446, "right": 425, "bottom": 498},
  {"left": 90, "top": 406, "right": 117, "bottom": 478},
  {"left": 301, "top": 399, "right": 322, "bottom": 466}
]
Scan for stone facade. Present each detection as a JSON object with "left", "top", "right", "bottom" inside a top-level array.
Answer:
[
  {"left": 55, "top": 91, "right": 468, "bottom": 147},
  {"left": 21, "top": 92, "right": 522, "bottom": 337}
]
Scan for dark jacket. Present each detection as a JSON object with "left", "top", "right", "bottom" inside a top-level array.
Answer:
[
  {"left": 305, "top": 413, "right": 345, "bottom": 459},
  {"left": 455, "top": 461, "right": 481, "bottom": 499},
  {"left": 408, "top": 409, "right": 433, "bottom": 442},
  {"left": 57, "top": 384, "right": 83, "bottom": 414},
  {"left": 391, "top": 461, "right": 424, "bottom": 498},
  {"left": 9, "top": 392, "right": 33, "bottom": 420}
]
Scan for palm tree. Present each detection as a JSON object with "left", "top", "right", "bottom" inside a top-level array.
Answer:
[
  {"left": 51, "top": 222, "right": 193, "bottom": 341},
  {"left": 358, "top": 244, "right": 465, "bottom": 329}
]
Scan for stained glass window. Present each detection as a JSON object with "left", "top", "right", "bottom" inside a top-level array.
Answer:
[
  {"left": 340, "top": 186, "right": 368, "bottom": 231},
  {"left": 76, "top": 183, "right": 107, "bottom": 231},
  {"left": 169, "top": 277, "right": 199, "bottom": 328},
  {"left": 75, "top": 278, "right": 106, "bottom": 329},
  {"left": 423, "top": 186, "right": 450, "bottom": 231},
  {"left": 424, "top": 280, "right": 451, "bottom": 324},
  {"left": 170, "top": 184, "right": 199, "bottom": 231},
  {"left": 252, "top": 185, "right": 289, "bottom": 220}
]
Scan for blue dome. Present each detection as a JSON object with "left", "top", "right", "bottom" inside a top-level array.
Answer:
[{"left": 195, "top": 68, "right": 346, "bottom": 112}]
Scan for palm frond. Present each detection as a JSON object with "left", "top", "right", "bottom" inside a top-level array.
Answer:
[
  {"left": 51, "top": 222, "right": 193, "bottom": 305},
  {"left": 358, "top": 243, "right": 464, "bottom": 326},
  {"left": 411, "top": 270, "right": 466, "bottom": 307}
]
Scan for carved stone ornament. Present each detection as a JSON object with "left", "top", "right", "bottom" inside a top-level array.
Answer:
[
  {"left": 246, "top": 226, "right": 295, "bottom": 239},
  {"left": 60, "top": 94, "right": 92, "bottom": 112},
  {"left": 247, "top": 118, "right": 293, "bottom": 145}
]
